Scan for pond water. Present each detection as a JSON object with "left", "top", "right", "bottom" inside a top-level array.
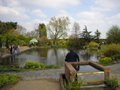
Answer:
[{"left": 1, "top": 48, "right": 98, "bottom": 68}]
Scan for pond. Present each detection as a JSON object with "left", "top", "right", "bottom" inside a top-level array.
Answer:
[{"left": 0, "top": 48, "right": 98, "bottom": 68}]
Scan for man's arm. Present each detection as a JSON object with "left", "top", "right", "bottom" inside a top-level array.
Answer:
[
  {"left": 65, "top": 54, "right": 68, "bottom": 62},
  {"left": 76, "top": 54, "right": 79, "bottom": 62}
]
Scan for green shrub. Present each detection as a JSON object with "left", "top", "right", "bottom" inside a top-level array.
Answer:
[
  {"left": 64, "top": 80, "right": 83, "bottom": 90},
  {"left": 39, "top": 63, "right": 45, "bottom": 69},
  {"left": 67, "top": 36, "right": 83, "bottom": 49},
  {"left": 0, "top": 74, "right": 20, "bottom": 88},
  {"left": 24, "top": 62, "right": 41, "bottom": 69},
  {"left": 38, "top": 36, "right": 50, "bottom": 47},
  {"left": 24, "top": 62, "right": 59, "bottom": 70},
  {"left": 45, "top": 65, "right": 60, "bottom": 69},
  {"left": 87, "top": 41, "right": 99, "bottom": 49},
  {"left": 106, "top": 77, "right": 118, "bottom": 89},
  {"left": 100, "top": 44, "right": 120, "bottom": 57},
  {"left": 57, "top": 40, "right": 67, "bottom": 48},
  {"left": 99, "top": 57, "right": 112, "bottom": 66}
]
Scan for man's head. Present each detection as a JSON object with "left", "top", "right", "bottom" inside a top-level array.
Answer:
[{"left": 68, "top": 47, "right": 75, "bottom": 52}]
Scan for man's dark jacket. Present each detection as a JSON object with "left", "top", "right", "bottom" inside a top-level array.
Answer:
[{"left": 65, "top": 50, "right": 79, "bottom": 62}]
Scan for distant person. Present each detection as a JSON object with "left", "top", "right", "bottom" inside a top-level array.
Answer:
[
  {"left": 14, "top": 45, "right": 20, "bottom": 54},
  {"left": 10, "top": 45, "right": 14, "bottom": 54},
  {"left": 65, "top": 48, "right": 80, "bottom": 71}
]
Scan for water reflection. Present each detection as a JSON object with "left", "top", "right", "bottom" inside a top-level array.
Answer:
[
  {"left": 1, "top": 48, "right": 98, "bottom": 67},
  {"left": 1, "top": 55, "right": 17, "bottom": 66}
]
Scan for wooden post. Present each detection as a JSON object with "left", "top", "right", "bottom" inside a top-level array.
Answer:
[
  {"left": 104, "top": 68, "right": 110, "bottom": 82},
  {"left": 65, "top": 61, "right": 110, "bottom": 83},
  {"left": 65, "top": 62, "right": 77, "bottom": 82}
]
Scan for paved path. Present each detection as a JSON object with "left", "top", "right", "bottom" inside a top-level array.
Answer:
[
  {"left": 1, "top": 46, "right": 30, "bottom": 58},
  {"left": 107, "top": 63, "right": 120, "bottom": 84},
  {"left": 3, "top": 68, "right": 64, "bottom": 80},
  {"left": 108, "top": 63, "right": 120, "bottom": 74},
  {"left": 1, "top": 79, "right": 60, "bottom": 90}
]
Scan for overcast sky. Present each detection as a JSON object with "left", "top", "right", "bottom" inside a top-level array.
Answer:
[{"left": 0, "top": 0, "right": 120, "bottom": 38}]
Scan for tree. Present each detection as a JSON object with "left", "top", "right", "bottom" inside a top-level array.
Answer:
[
  {"left": 81, "top": 25, "right": 92, "bottom": 43},
  {"left": 107, "top": 25, "right": 120, "bottom": 44},
  {"left": 72, "top": 22, "right": 80, "bottom": 38},
  {"left": 26, "top": 30, "right": 39, "bottom": 38},
  {"left": 4, "top": 28, "right": 21, "bottom": 48},
  {"left": 38, "top": 36, "right": 49, "bottom": 46},
  {"left": 0, "top": 21, "right": 17, "bottom": 48},
  {"left": 16, "top": 25, "right": 26, "bottom": 35},
  {"left": 94, "top": 29, "right": 101, "bottom": 43},
  {"left": 38, "top": 23, "right": 47, "bottom": 38},
  {"left": 47, "top": 16, "right": 69, "bottom": 45},
  {"left": 68, "top": 22, "right": 81, "bottom": 48},
  {"left": 0, "top": 21, "right": 17, "bottom": 34}
]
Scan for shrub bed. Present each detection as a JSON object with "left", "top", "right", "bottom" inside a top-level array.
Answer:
[
  {"left": 99, "top": 57, "right": 112, "bottom": 66},
  {"left": 100, "top": 44, "right": 120, "bottom": 57},
  {"left": 24, "top": 62, "right": 42, "bottom": 69},
  {"left": 24, "top": 61, "right": 60, "bottom": 69},
  {"left": 106, "top": 77, "right": 119, "bottom": 89},
  {"left": 0, "top": 74, "right": 20, "bottom": 88}
]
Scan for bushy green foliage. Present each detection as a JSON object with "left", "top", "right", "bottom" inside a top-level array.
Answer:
[
  {"left": 24, "top": 61, "right": 60, "bottom": 69},
  {"left": 67, "top": 36, "right": 84, "bottom": 49},
  {"left": 67, "top": 37, "right": 79, "bottom": 48},
  {"left": 15, "top": 35, "right": 30, "bottom": 46},
  {"left": 0, "top": 21, "right": 31, "bottom": 48},
  {"left": 0, "top": 21, "right": 17, "bottom": 34},
  {"left": 38, "top": 23, "right": 47, "bottom": 38},
  {"left": 107, "top": 25, "right": 120, "bottom": 44},
  {"left": 99, "top": 57, "right": 112, "bottom": 66},
  {"left": 0, "top": 74, "right": 20, "bottom": 88},
  {"left": 106, "top": 77, "right": 118, "bottom": 89},
  {"left": 39, "top": 63, "right": 45, "bottom": 69},
  {"left": 24, "top": 62, "right": 43, "bottom": 69},
  {"left": 82, "top": 25, "right": 92, "bottom": 43},
  {"left": 100, "top": 44, "right": 120, "bottom": 57},
  {"left": 64, "top": 80, "right": 83, "bottom": 90},
  {"left": 94, "top": 29, "right": 101, "bottom": 43},
  {"left": 87, "top": 41, "right": 99, "bottom": 49},
  {"left": 57, "top": 40, "right": 67, "bottom": 48},
  {"left": 38, "top": 36, "right": 49, "bottom": 46}
]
